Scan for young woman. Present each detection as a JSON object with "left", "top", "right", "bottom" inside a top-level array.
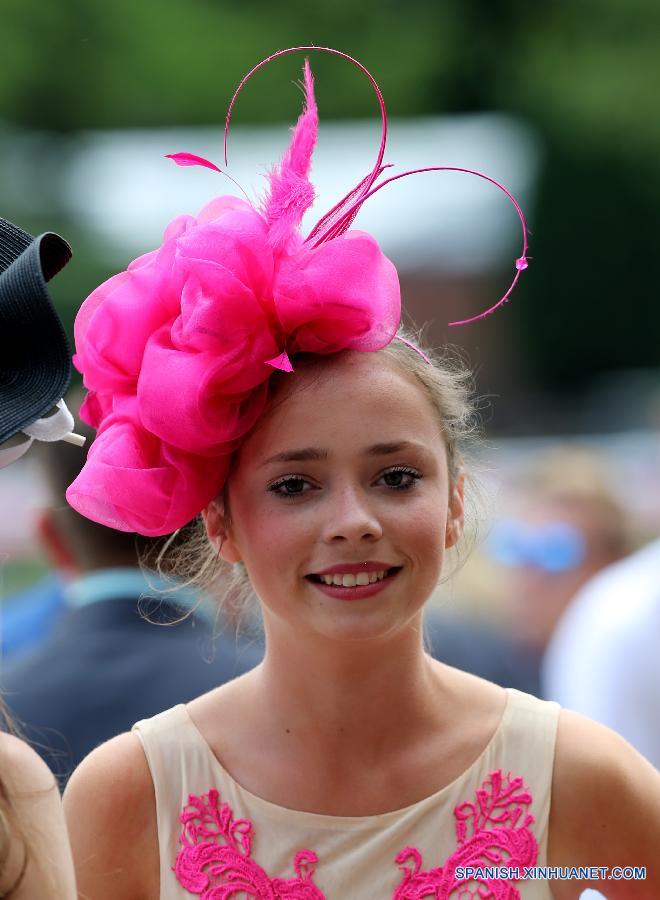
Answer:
[{"left": 62, "top": 49, "right": 660, "bottom": 898}]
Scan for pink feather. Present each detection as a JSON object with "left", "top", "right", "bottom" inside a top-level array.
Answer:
[
  {"left": 166, "top": 153, "right": 223, "bottom": 173},
  {"left": 263, "top": 59, "right": 318, "bottom": 252}
]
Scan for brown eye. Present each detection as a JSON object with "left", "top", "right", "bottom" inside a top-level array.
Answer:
[
  {"left": 378, "top": 466, "right": 421, "bottom": 491},
  {"left": 269, "top": 476, "right": 310, "bottom": 499}
]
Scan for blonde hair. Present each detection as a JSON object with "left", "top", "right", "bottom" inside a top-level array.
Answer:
[
  {"left": 143, "top": 327, "right": 482, "bottom": 636},
  {"left": 0, "top": 700, "right": 59, "bottom": 898},
  {"left": 0, "top": 700, "right": 27, "bottom": 897}
]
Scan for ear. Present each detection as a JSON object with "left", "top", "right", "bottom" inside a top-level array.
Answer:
[
  {"left": 202, "top": 499, "right": 242, "bottom": 564},
  {"left": 445, "top": 470, "right": 466, "bottom": 549}
]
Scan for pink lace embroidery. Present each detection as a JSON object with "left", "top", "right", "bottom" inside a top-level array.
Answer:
[
  {"left": 174, "top": 788, "right": 323, "bottom": 898},
  {"left": 174, "top": 769, "right": 537, "bottom": 899},
  {"left": 393, "top": 770, "right": 538, "bottom": 899}
]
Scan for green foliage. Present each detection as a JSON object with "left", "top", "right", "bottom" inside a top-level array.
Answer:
[
  {"left": 495, "top": 0, "right": 660, "bottom": 176},
  {"left": 3, "top": 0, "right": 658, "bottom": 178},
  {"left": 0, "top": 0, "right": 459, "bottom": 128},
  {"left": 2, "top": 0, "right": 659, "bottom": 178}
]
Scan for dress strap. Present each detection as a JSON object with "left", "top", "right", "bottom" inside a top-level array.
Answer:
[
  {"left": 491, "top": 688, "right": 561, "bottom": 867},
  {"left": 133, "top": 704, "right": 210, "bottom": 898}
]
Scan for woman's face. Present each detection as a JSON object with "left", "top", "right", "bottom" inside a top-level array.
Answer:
[{"left": 205, "top": 352, "right": 464, "bottom": 644}]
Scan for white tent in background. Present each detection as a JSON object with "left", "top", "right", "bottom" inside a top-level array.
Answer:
[{"left": 61, "top": 113, "right": 540, "bottom": 274}]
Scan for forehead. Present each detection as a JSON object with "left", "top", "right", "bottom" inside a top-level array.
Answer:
[{"left": 242, "top": 351, "right": 443, "bottom": 460}]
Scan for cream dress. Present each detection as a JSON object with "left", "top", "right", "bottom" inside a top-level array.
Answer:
[{"left": 132, "top": 687, "right": 560, "bottom": 898}]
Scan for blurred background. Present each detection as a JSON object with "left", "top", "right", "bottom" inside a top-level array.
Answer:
[{"left": 1, "top": 0, "right": 659, "bottom": 770}]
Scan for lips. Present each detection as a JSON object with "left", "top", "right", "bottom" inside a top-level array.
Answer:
[{"left": 306, "top": 566, "right": 403, "bottom": 601}]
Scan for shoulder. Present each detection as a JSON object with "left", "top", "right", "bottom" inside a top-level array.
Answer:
[
  {"left": 0, "top": 733, "right": 76, "bottom": 899},
  {"left": 63, "top": 731, "right": 158, "bottom": 900},
  {"left": 548, "top": 709, "right": 660, "bottom": 897},
  {"left": 0, "top": 731, "right": 56, "bottom": 787}
]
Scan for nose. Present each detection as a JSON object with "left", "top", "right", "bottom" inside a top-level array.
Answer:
[{"left": 321, "top": 482, "right": 383, "bottom": 544}]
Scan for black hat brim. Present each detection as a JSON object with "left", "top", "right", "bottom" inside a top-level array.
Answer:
[{"left": 0, "top": 217, "right": 73, "bottom": 445}]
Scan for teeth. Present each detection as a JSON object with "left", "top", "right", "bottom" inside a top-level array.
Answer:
[{"left": 319, "top": 569, "right": 388, "bottom": 586}]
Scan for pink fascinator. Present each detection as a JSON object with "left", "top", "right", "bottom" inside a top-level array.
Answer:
[{"left": 67, "top": 46, "right": 528, "bottom": 536}]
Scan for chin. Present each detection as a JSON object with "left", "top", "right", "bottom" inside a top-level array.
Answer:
[{"left": 308, "top": 606, "right": 423, "bottom": 646}]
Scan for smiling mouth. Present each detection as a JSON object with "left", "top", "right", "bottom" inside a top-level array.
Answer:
[{"left": 306, "top": 566, "right": 402, "bottom": 587}]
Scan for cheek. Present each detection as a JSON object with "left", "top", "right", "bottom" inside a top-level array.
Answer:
[
  {"left": 236, "top": 504, "right": 309, "bottom": 575},
  {"left": 398, "top": 502, "right": 447, "bottom": 568}
]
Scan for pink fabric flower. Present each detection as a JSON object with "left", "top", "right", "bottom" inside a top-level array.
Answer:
[
  {"left": 68, "top": 409, "right": 230, "bottom": 537},
  {"left": 67, "top": 50, "right": 529, "bottom": 535},
  {"left": 66, "top": 60, "right": 401, "bottom": 534}
]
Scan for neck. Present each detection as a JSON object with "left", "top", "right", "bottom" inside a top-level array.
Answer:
[{"left": 249, "top": 613, "right": 450, "bottom": 765}]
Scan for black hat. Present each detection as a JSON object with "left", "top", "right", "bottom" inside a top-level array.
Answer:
[{"left": 0, "top": 217, "right": 73, "bottom": 445}]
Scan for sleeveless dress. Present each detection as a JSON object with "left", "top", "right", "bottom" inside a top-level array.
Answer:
[{"left": 132, "top": 687, "right": 561, "bottom": 899}]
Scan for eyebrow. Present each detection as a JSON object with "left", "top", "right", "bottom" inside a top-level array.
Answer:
[{"left": 260, "top": 441, "right": 428, "bottom": 467}]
